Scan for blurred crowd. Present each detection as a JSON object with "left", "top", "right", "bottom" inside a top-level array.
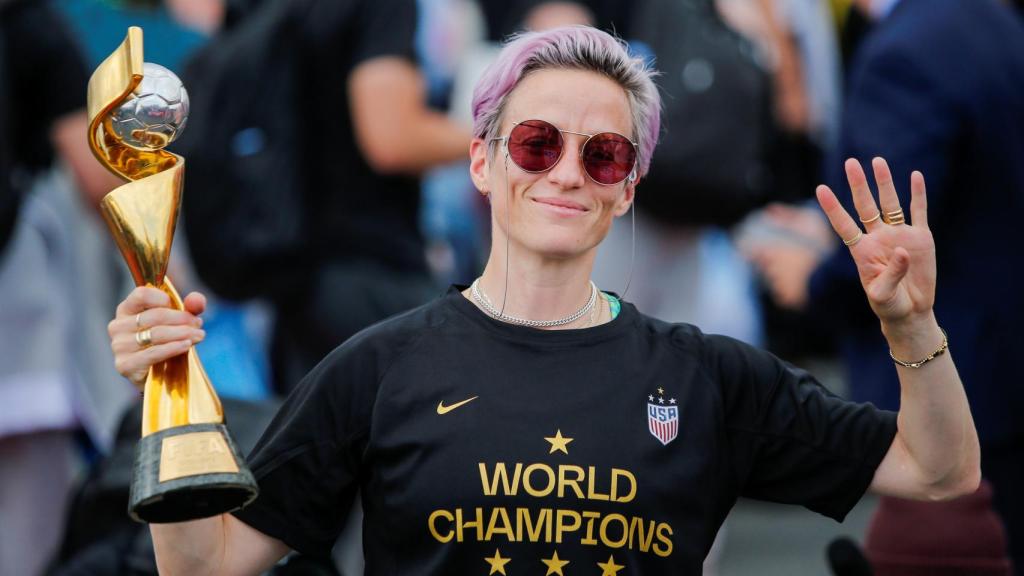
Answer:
[{"left": 1, "top": 0, "right": 1022, "bottom": 575}]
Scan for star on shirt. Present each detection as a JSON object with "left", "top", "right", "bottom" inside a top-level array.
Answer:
[
  {"left": 669, "top": 398, "right": 677, "bottom": 404},
  {"left": 541, "top": 550, "right": 570, "bottom": 575},
  {"left": 648, "top": 394, "right": 654, "bottom": 401},
  {"left": 658, "top": 397, "right": 665, "bottom": 404},
  {"left": 544, "top": 429, "right": 574, "bottom": 455},
  {"left": 485, "top": 549, "right": 511, "bottom": 575},
  {"left": 597, "top": 554, "right": 625, "bottom": 575},
  {"left": 657, "top": 387, "right": 665, "bottom": 395}
]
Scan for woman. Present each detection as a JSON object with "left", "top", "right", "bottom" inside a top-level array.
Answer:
[{"left": 108, "top": 26, "right": 978, "bottom": 574}]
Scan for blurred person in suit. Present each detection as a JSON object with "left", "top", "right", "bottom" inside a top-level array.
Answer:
[{"left": 747, "top": 0, "right": 1024, "bottom": 571}]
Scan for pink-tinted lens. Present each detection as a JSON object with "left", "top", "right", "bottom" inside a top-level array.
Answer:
[
  {"left": 507, "top": 120, "right": 563, "bottom": 172},
  {"left": 582, "top": 132, "right": 637, "bottom": 185}
]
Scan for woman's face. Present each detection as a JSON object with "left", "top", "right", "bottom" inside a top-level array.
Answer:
[{"left": 470, "top": 68, "right": 637, "bottom": 262}]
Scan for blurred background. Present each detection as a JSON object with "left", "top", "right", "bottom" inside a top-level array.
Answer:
[{"left": 1, "top": 0, "right": 1022, "bottom": 574}]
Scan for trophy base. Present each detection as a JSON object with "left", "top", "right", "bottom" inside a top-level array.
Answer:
[{"left": 129, "top": 423, "right": 258, "bottom": 523}]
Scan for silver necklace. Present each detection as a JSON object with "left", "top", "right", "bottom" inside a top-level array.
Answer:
[{"left": 470, "top": 278, "right": 598, "bottom": 328}]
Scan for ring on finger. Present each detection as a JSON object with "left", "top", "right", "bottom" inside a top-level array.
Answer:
[
  {"left": 883, "top": 209, "right": 906, "bottom": 225},
  {"left": 843, "top": 231, "right": 864, "bottom": 247},
  {"left": 860, "top": 212, "right": 882, "bottom": 225},
  {"left": 136, "top": 328, "right": 153, "bottom": 349}
]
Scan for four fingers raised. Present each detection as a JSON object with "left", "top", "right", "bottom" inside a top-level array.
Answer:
[{"left": 817, "top": 157, "right": 929, "bottom": 244}]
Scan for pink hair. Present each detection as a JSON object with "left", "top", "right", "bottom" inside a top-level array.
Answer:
[{"left": 471, "top": 26, "right": 661, "bottom": 178}]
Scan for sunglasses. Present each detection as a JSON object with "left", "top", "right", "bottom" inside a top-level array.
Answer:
[{"left": 490, "top": 119, "right": 638, "bottom": 186}]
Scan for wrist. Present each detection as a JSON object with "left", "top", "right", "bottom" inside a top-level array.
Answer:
[{"left": 881, "top": 312, "right": 943, "bottom": 361}]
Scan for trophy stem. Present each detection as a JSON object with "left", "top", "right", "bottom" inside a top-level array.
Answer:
[{"left": 142, "top": 277, "right": 223, "bottom": 437}]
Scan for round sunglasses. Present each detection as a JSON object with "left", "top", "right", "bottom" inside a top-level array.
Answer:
[{"left": 490, "top": 119, "right": 638, "bottom": 186}]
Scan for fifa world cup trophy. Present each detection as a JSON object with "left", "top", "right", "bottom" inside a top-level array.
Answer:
[{"left": 87, "top": 27, "right": 257, "bottom": 522}]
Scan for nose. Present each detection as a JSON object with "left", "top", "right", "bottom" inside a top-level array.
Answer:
[{"left": 546, "top": 135, "right": 587, "bottom": 189}]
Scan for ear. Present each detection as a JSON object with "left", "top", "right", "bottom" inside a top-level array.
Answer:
[
  {"left": 469, "top": 138, "right": 491, "bottom": 194},
  {"left": 613, "top": 177, "right": 637, "bottom": 217}
]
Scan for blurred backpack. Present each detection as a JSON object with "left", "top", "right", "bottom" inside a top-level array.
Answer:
[
  {"left": 175, "top": 0, "right": 355, "bottom": 302},
  {"left": 629, "top": 0, "right": 776, "bottom": 227}
]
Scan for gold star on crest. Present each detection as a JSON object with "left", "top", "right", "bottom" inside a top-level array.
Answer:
[
  {"left": 484, "top": 549, "right": 511, "bottom": 575},
  {"left": 597, "top": 554, "right": 625, "bottom": 576},
  {"left": 541, "top": 550, "right": 570, "bottom": 575},
  {"left": 544, "top": 429, "right": 574, "bottom": 455},
  {"left": 657, "top": 387, "right": 665, "bottom": 395}
]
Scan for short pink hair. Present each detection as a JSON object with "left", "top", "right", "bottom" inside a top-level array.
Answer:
[{"left": 472, "top": 26, "right": 662, "bottom": 179}]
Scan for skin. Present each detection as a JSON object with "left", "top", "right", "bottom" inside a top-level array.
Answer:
[
  {"left": 466, "top": 69, "right": 636, "bottom": 326},
  {"left": 107, "top": 70, "right": 978, "bottom": 575},
  {"left": 349, "top": 58, "right": 472, "bottom": 174}
]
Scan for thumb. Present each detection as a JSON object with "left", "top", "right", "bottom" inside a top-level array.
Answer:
[
  {"left": 183, "top": 291, "right": 208, "bottom": 317},
  {"left": 868, "top": 247, "right": 910, "bottom": 304}
]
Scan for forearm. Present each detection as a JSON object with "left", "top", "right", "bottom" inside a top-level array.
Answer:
[
  {"left": 384, "top": 111, "right": 471, "bottom": 174},
  {"left": 885, "top": 313, "right": 981, "bottom": 496},
  {"left": 151, "top": 516, "right": 227, "bottom": 576},
  {"left": 349, "top": 57, "right": 472, "bottom": 175}
]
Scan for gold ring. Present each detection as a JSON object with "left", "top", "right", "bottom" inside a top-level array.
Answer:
[
  {"left": 860, "top": 212, "right": 881, "bottom": 225},
  {"left": 843, "top": 231, "right": 863, "bottom": 247},
  {"left": 136, "top": 328, "right": 153, "bottom": 349},
  {"left": 883, "top": 209, "right": 906, "bottom": 225},
  {"left": 135, "top": 312, "right": 144, "bottom": 329}
]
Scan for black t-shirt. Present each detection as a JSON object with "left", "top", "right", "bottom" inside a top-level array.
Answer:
[
  {"left": 234, "top": 287, "right": 897, "bottom": 573},
  {"left": 304, "top": 0, "right": 426, "bottom": 274}
]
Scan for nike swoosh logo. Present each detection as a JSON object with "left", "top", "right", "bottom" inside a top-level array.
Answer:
[{"left": 437, "top": 396, "right": 479, "bottom": 415}]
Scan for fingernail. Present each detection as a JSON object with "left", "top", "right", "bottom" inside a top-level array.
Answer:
[{"left": 192, "top": 330, "right": 205, "bottom": 341}]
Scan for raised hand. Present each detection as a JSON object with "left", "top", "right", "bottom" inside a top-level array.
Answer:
[
  {"left": 107, "top": 286, "right": 207, "bottom": 389},
  {"left": 816, "top": 157, "right": 936, "bottom": 327}
]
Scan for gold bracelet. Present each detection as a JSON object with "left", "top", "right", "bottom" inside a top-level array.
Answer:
[{"left": 889, "top": 328, "right": 948, "bottom": 368}]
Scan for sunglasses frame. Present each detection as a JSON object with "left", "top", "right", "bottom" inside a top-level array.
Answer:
[{"left": 489, "top": 119, "right": 639, "bottom": 186}]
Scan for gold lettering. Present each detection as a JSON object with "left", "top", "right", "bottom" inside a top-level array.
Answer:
[
  {"left": 485, "top": 507, "right": 514, "bottom": 541},
  {"left": 599, "top": 513, "right": 629, "bottom": 548},
  {"left": 455, "top": 507, "right": 485, "bottom": 543},
  {"left": 627, "top": 516, "right": 656, "bottom": 552},
  {"left": 587, "top": 466, "right": 610, "bottom": 501},
  {"left": 610, "top": 469, "right": 636, "bottom": 503},
  {"left": 653, "top": 522, "right": 674, "bottom": 557},
  {"left": 555, "top": 509, "right": 582, "bottom": 543},
  {"left": 557, "top": 465, "right": 586, "bottom": 499},
  {"left": 524, "top": 463, "right": 556, "bottom": 497},
  {"left": 516, "top": 507, "right": 552, "bottom": 542},
  {"left": 581, "top": 511, "right": 601, "bottom": 545},
  {"left": 479, "top": 462, "right": 522, "bottom": 496},
  {"left": 428, "top": 510, "right": 454, "bottom": 543}
]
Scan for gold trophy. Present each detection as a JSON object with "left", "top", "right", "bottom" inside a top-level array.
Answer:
[{"left": 87, "top": 27, "right": 257, "bottom": 522}]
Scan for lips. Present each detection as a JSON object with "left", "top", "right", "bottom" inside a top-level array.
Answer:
[{"left": 532, "top": 197, "right": 589, "bottom": 213}]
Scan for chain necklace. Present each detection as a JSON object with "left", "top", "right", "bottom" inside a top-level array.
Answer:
[{"left": 470, "top": 278, "right": 598, "bottom": 328}]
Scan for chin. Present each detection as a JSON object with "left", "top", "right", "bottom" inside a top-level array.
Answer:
[{"left": 518, "top": 226, "right": 604, "bottom": 261}]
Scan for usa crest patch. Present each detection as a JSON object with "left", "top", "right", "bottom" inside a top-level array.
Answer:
[{"left": 647, "top": 389, "right": 678, "bottom": 445}]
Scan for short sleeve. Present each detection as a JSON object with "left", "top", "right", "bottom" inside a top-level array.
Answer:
[
  {"left": 707, "top": 334, "right": 897, "bottom": 521},
  {"left": 231, "top": 339, "right": 380, "bottom": 558},
  {"left": 350, "top": 0, "right": 417, "bottom": 66}
]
